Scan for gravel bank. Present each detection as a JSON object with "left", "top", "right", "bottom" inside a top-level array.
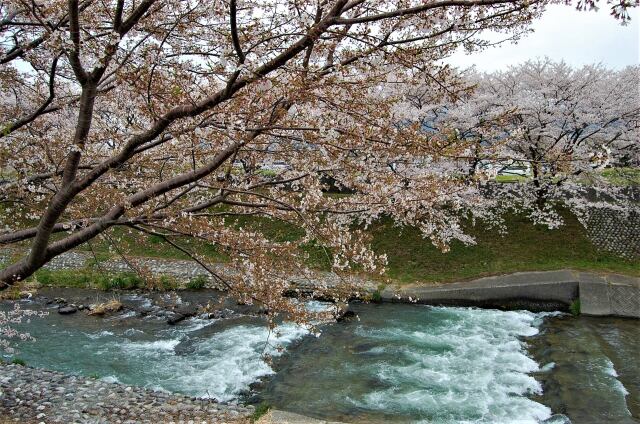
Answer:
[{"left": 0, "top": 364, "right": 253, "bottom": 423}]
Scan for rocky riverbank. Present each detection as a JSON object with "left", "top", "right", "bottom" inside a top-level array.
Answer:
[
  {"left": 0, "top": 250, "right": 375, "bottom": 297},
  {"left": 0, "top": 287, "right": 343, "bottom": 423},
  {"left": 0, "top": 364, "right": 253, "bottom": 423},
  {"left": 31, "top": 286, "right": 267, "bottom": 325}
]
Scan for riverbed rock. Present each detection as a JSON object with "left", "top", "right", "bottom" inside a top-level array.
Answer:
[
  {"left": 542, "top": 414, "right": 572, "bottom": 424},
  {"left": 58, "top": 305, "right": 78, "bottom": 315},
  {"left": 258, "top": 410, "right": 346, "bottom": 424},
  {"left": 174, "top": 304, "right": 199, "bottom": 317},
  {"left": 166, "top": 312, "right": 186, "bottom": 325},
  {"left": 137, "top": 305, "right": 155, "bottom": 316},
  {"left": 0, "top": 364, "right": 253, "bottom": 423},
  {"left": 200, "top": 308, "right": 235, "bottom": 320},
  {"left": 335, "top": 302, "right": 354, "bottom": 322}
]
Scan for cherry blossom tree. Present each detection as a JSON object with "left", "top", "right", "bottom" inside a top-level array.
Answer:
[
  {"left": 487, "top": 61, "right": 636, "bottom": 190},
  {"left": 0, "top": 1, "right": 635, "bottom": 316},
  {"left": 417, "top": 60, "right": 640, "bottom": 226}
]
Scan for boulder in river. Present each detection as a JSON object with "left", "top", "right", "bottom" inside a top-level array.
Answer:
[
  {"left": 57, "top": 305, "right": 77, "bottom": 315},
  {"left": 166, "top": 312, "right": 186, "bottom": 325},
  {"left": 88, "top": 300, "right": 123, "bottom": 316},
  {"left": 174, "top": 304, "right": 198, "bottom": 317},
  {"left": 336, "top": 302, "right": 355, "bottom": 322}
]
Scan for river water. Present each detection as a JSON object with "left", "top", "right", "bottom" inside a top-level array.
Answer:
[{"left": 2, "top": 297, "right": 638, "bottom": 423}]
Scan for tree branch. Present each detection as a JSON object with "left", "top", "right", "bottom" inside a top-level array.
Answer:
[{"left": 229, "top": 0, "right": 245, "bottom": 64}]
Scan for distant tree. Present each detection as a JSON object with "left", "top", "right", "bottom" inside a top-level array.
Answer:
[
  {"left": 487, "top": 61, "right": 637, "bottom": 201},
  {"left": 0, "top": 1, "right": 635, "bottom": 316},
  {"left": 402, "top": 60, "right": 639, "bottom": 227}
]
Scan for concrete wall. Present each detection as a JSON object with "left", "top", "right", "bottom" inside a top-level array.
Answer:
[
  {"left": 578, "top": 272, "right": 640, "bottom": 317},
  {"left": 382, "top": 270, "right": 639, "bottom": 318}
]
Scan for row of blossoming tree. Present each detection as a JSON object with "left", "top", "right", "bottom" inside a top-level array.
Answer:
[
  {"left": 399, "top": 59, "right": 639, "bottom": 228},
  {"left": 0, "top": 0, "right": 638, "bottom": 322}
]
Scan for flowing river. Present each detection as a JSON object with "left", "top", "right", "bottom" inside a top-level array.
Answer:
[{"left": 2, "top": 293, "right": 638, "bottom": 423}]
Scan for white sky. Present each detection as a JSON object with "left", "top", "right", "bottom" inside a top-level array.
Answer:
[{"left": 447, "top": 5, "right": 640, "bottom": 71}]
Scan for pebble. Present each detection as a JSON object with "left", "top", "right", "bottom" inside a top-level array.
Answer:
[{"left": 0, "top": 364, "right": 253, "bottom": 423}]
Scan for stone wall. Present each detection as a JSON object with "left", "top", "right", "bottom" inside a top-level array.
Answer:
[{"left": 585, "top": 208, "right": 640, "bottom": 259}]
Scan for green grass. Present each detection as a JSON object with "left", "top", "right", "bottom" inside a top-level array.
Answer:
[
  {"left": 100, "top": 273, "right": 145, "bottom": 291},
  {"left": 35, "top": 268, "right": 97, "bottom": 288},
  {"left": 229, "top": 215, "right": 306, "bottom": 242},
  {"left": 67, "top": 226, "right": 228, "bottom": 262},
  {"left": 10, "top": 358, "right": 26, "bottom": 366},
  {"left": 495, "top": 175, "right": 528, "bottom": 183},
  {"left": 35, "top": 268, "right": 145, "bottom": 290},
  {"left": 7, "top": 205, "right": 638, "bottom": 290},
  {"left": 494, "top": 167, "right": 640, "bottom": 186},
  {"left": 158, "top": 275, "right": 178, "bottom": 290},
  {"left": 186, "top": 275, "right": 207, "bottom": 290},
  {"left": 197, "top": 209, "right": 640, "bottom": 285},
  {"left": 600, "top": 167, "right": 640, "bottom": 186},
  {"left": 370, "top": 289, "right": 383, "bottom": 303},
  {"left": 251, "top": 402, "right": 271, "bottom": 422},
  {"left": 33, "top": 211, "right": 640, "bottom": 288},
  {"left": 370, "top": 212, "right": 639, "bottom": 285},
  {"left": 33, "top": 268, "right": 183, "bottom": 291},
  {"left": 226, "top": 215, "right": 333, "bottom": 269},
  {"left": 570, "top": 299, "right": 581, "bottom": 316}
]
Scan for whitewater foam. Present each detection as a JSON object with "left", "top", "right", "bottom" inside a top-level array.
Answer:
[
  {"left": 123, "top": 328, "right": 144, "bottom": 336},
  {"left": 540, "top": 362, "right": 556, "bottom": 372},
  {"left": 106, "top": 310, "right": 137, "bottom": 321},
  {"left": 347, "top": 307, "right": 552, "bottom": 423},
  {"left": 115, "top": 321, "right": 309, "bottom": 401},
  {"left": 604, "top": 358, "right": 630, "bottom": 397},
  {"left": 85, "top": 330, "right": 114, "bottom": 339}
]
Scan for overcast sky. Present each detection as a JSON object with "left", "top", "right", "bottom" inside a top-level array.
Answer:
[{"left": 447, "top": 5, "right": 640, "bottom": 71}]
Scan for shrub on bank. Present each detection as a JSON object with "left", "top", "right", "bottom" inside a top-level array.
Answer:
[
  {"left": 186, "top": 275, "right": 207, "bottom": 290},
  {"left": 251, "top": 402, "right": 271, "bottom": 422},
  {"left": 570, "top": 299, "right": 581, "bottom": 316},
  {"left": 35, "top": 269, "right": 144, "bottom": 291},
  {"left": 98, "top": 274, "right": 144, "bottom": 291}
]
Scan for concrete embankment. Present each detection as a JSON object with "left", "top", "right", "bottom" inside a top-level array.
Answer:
[
  {"left": 380, "top": 270, "right": 639, "bottom": 318},
  {"left": 257, "top": 410, "right": 345, "bottom": 424}
]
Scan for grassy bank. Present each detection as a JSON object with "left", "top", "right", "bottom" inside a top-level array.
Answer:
[
  {"left": 370, "top": 213, "right": 638, "bottom": 284},
  {"left": 2, "top": 166, "right": 637, "bottom": 289},
  {"left": 600, "top": 167, "right": 640, "bottom": 186},
  {"left": 9, "top": 211, "right": 632, "bottom": 289}
]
